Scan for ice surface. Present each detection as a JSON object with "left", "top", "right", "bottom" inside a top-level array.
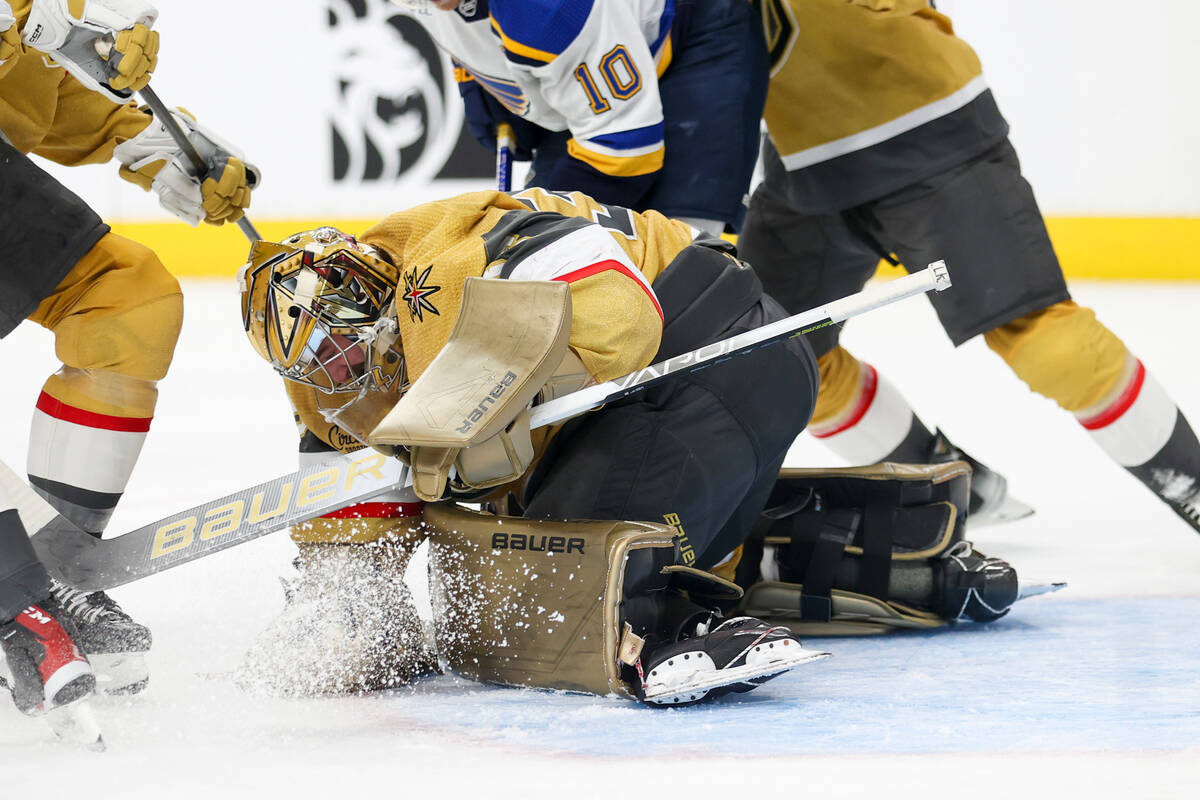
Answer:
[{"left": 2, "top": 280, "right": 1198, "bottom": 797}]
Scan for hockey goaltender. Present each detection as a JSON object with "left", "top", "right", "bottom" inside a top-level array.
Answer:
[{"left": 233, "top": 187, "right": 1024, "bottom": 706}]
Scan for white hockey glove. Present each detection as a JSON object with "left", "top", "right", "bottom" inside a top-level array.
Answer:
[
  {"left": 0, "top": 1, "right": 20, "bottom": 80},
  {"left": 22, "top": 0, "right": 159, "bottom": 103},
  {"left": 114, "top": 107, "right": 260, "bottom": 226}
]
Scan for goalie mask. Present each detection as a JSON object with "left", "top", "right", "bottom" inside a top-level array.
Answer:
[{"left": 239, "top": 227, "right": 406, "bottom": 396}]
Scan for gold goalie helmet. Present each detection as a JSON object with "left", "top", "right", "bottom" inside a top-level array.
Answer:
[{"left": 238, "top": 227, "right": 406, "bottom": 396}]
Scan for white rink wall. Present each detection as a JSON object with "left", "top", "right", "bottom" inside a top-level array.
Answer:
[{"left": 29, "top": 0, "right": 1200, "bottom": 222}]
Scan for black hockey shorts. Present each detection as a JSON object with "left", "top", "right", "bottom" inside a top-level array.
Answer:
[
  {"left": 522, "top": 243, "right": 818, "bottom": 570},
  {"left": 0, "top": 137, "right": 109, "bottom": 339},
  {"left": 737, "top": 137, "right": 1072, "bottom": 355}
]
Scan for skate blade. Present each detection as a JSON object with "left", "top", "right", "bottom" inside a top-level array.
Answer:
[
  {"left": 643, "top": 647, "right": 830, "bottom": 705},
  {"left": 1017, "top": 579, "right": 1068, "bottom": 601},
  {"left": 44, "top": 701, "right": 106, "bottom": 751},
  {"left": 971, "top": 494, "right": 1036, "bottom": 527},
  {"left": 89, "top": 652, "right": 149, "bottom": 696}
]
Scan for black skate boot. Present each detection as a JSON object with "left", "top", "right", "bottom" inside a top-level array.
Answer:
[
  {"left": 638, "top": 614, "right": 828, "bottom": 706},
  {"left": 928, "top": 429, "right": 1034, "bottom": 526},
  {"left": 50, "top": 580, "right": 151, "bottom": 695}
]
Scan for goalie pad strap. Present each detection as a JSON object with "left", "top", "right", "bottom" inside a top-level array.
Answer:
[
  {"left": 789, "top": 509, "right": 857, "bottom": 622},
  {"left": 861, "top": 496, "right": 897, "bottom": 601}
]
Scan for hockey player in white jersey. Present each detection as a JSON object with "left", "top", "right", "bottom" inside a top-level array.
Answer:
[{"left": 399, "top": 0, "right": 768, "bottom": 235}]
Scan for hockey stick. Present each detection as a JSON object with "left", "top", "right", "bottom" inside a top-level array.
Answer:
[
  {"left": 531, "top": 261, "right": 952, "bottom": 429},
  {"left": 19, "top": 262, "right": 949, "bottom": 591},
  {"left": 8, "top": 452, "right": 406, "bottom": 591},
  {"left": 95, "top": 40, "right": 261, "bottom": 242},
  {"left": 496, "top": 122, "right": 515, "bottom": 192}
]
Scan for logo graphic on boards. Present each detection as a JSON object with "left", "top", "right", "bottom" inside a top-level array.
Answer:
[{"left": 327, "top": 0, "right": 492, "bottom": 183}]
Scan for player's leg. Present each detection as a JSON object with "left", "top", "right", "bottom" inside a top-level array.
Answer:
[
  {"left": 24, "top": 233, "right": 183, "bottom": 694},
  {"left": 738, "top": 169, "right": 1027, "bottom": 522},
  {"left": 869, "top": 137, "right": 1200, "bottom": 535},
  {"left": 984, "top": 302, "right": 1200, "bottom": 534},
  {"left": 0, "top": 483, "right": 95, "bottom": 714},
  {"left": 640, "top": 0, "right": 770, "bottom": 232},
  {"left": 1, "top": 140, "right": 170, "bottom": 694},
  {"left": 522, "top": 245, "right": 820, "bottom": 701}
]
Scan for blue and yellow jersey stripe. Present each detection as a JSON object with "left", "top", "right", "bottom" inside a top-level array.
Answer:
[
  {"left": 650, "top": 0, "right": 676, "bottom": 76},
  {"left": 459, "top": 63, "right": 530, "bottom": 115},
  {"left": 568, "top": 123, "right": 666, "bottom": 177}
]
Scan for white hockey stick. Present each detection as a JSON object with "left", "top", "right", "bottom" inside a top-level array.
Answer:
[
  {"left": 531, "top": 261, "right": 951, "bottom": 429},
  {"left": 20, "top": 262, "right": 950, "bottom": 591}
]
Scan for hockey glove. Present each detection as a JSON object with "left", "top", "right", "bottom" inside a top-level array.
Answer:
[
  {"left": 114, "top": 106, "right": 261, "bottom": 226},
  {"left": 458, "top": 74, "right": 543, "bottom": 160},
  {"left": 22, "top": 0, "right": 159, "bottom": 103},
  {"left": 0, "top": 596, "right": 95, "bottom": 715}
]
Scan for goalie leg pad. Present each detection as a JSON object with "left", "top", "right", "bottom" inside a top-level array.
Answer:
[
  {"left": 423, "top": 503, "right": 679, "bottom": 699},
  {"left": 736, "top": 463, "right": 1019, "bottom": 632}
]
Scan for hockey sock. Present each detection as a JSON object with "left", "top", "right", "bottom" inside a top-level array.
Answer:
[
  {"left": 27, "top": 370, "right": 156, "bottom": 537},
  {"left": 809, "top": 348, "right": 934, "bottom": 464},
  {"left": 1075, "top": 355, "right": 1200, "bottom": 533}
]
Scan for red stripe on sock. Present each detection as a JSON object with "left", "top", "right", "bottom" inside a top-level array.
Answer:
[
  {"left": 812, "top": 363, "right": 878, "bottom": 439},
  {"left": 35, "top": 392, "right": 153, "bottom": 433},
  {"left": 553, "top": 260, "right": 664, "bottom": 321},
  {"left": 320, "top": 501, "right": 424, "bottom": 520},
  {"left": 1079, "top": 360, "right": 1146, "bottom": 431}
]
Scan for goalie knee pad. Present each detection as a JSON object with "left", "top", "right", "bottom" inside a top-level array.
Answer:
[
  {"left": 423, "top": 503, "right": 693, "bottom": 698},
  {"left": 735, "top": 463, "right": 1019, "bottom": 634}
]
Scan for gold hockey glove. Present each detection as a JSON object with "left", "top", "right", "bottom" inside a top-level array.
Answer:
[
  {"left": 104, "top": 21, "right": 157, "bottom": 91},
  {"left": 114, "top": 107, "right": 260, "bottom": 226},
  {"left": 21, "top": 0, "right": 159, "bottom": 102}
]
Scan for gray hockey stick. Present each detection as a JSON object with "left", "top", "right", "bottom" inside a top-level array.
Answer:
[
  {"left": 531, "top": 261, "right": 951, "bottom": 428},
  {"left": 18, "top": 262, "right": 950, "bottom": 591}
]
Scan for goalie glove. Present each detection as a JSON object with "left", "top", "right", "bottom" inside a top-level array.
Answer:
[
  {"left": 22, "top": 0, "right": 159, "bottom": 103},
  {"left": 114, "top": 106, "right": 260, "bottom": 226}
]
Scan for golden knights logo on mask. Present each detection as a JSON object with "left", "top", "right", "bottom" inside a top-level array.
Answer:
[{"left": 327, "top": 0, "right": 492, "bottom": 183}]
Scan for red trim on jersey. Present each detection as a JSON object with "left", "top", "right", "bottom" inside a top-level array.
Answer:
[
  {"left": 319, "top": 501, "right": 425, "bottom": 520},
  {"left": 1079, "top": 360, "right": 1146, "bottom": 431},
  {"left": 553, "top": 260, "right": 664, "bottom": 321},
  {"left": 35, "top": 392, "right": 153, "bottom": 433},
  {"left": 811, "top": 363, "right": 879, "bottom": 439}
]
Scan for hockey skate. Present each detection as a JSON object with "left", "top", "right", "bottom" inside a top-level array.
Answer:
[
  {"left": 236, "top": 541, "right": 438, "bottom": 696},
  {"left": 929, "top": 429, "right": 1034, "bottom": 527},
  {"left": 0, "top": 597, "right": 105, "bottom": 750},
  {"left": 50, "top": 581, "right": 151, "bottom": 695},
  {"left": 638, "top": 615, "right": 829, "bottom": 706}
]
